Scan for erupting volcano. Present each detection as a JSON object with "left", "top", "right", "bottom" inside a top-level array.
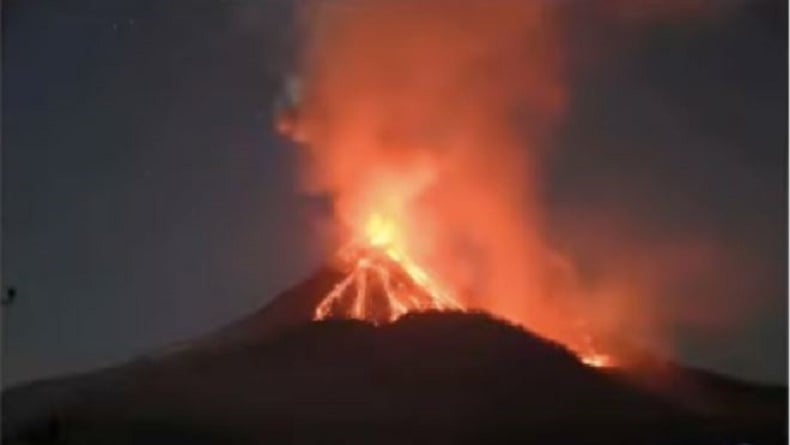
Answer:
[
  {"left": 278, "top": 0, "right": 625, "bottom": 369},
  {"left": 314, "top": 214, "right": 463, "bottom": 324},
  {"left": 309, "top": 214, "right": 613, "bottom": 368},
  {"left": 271, "top": 0, "right": 770, "bottom": 374}
]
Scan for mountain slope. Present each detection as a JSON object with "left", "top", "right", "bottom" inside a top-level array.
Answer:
[{"left": 2, "top": 270, "right": 786, "bottom": 445}]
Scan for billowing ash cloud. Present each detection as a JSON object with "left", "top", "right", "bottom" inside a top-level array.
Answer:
[{"left": 279, "top": 0, "right": 748, "bottom": 360}]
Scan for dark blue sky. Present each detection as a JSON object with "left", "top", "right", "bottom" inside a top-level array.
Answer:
[{"left": 3, "top": 0, "right": 786, "bottom": 386}]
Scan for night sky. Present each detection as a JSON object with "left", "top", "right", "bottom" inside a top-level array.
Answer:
[{"left": 3, "top": 0, "right": 787, "bottom": 386}]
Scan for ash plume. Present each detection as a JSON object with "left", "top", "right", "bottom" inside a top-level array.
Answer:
[{"left": 278, "top": 0, "right": 750, "bottom": 360}]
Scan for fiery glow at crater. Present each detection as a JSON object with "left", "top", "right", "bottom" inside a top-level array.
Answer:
[
  {"left": 313, "top": 213, "right": 614, "bottom": 368},
  {"left": 314, "top": 213, "right": 463, "bottom": 324},
  {"left": 580, "top": 353, "right": 615, "bottom": 369},
  {"left": 280, "top": 0, "right": 652, "bottom": 371}
]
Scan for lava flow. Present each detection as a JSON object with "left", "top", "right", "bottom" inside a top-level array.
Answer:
[
  {"left": 314, "top": 214, "right": 464, "bottom": 324},
  {"left": 312, "top": 214, "right": 613, "bottom": 369}
]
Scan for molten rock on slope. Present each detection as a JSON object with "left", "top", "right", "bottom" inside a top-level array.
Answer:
[{"left": 314, "top": 244, "right": 463, "bottom": 324}]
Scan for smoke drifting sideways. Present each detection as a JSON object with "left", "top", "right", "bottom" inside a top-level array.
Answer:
[{"left": 276, "top": 0, "right": 753, "bottom": 362}]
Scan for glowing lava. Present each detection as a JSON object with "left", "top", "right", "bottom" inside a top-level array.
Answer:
[
  {"left": 580, "top": 354, "right": 614, "bottom": 368},
  {"left": 314, "top": 213, "right": 463, "bottom": 324},
  {"left": 313, "top": 214, "right": 615, "bottom": 369}
]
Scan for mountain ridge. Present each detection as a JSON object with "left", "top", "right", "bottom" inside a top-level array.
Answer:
[{"left": 2, "top": 267, "right": 786, "bottom": 444}]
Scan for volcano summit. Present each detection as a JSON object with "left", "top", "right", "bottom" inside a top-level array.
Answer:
[{"left": 314, "top": 243, "right": 463, "bottom": 324}]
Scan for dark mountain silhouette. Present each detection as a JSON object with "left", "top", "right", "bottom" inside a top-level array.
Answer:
[{"left": 3, "top": 267, "right": 786, "bottom": 445}]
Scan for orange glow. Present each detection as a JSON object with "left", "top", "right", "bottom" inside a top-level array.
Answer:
[
  {"left": 315, "top": 213, "right": 462, "bottom": 324},
  {"left": 286, "top": 0, "right": 622, "bottom": 368},
  {"left": 364, "top": 213, "right": 398, "bottom": 248},
  {"left": 313, "top": 213, "right": 612, "bottom": 369},
  {"left": 281, "top": 0, "right": 724, "bottom": 370},
  {"left": 581, "top": 353, "right": 615, "bottom": 368}
]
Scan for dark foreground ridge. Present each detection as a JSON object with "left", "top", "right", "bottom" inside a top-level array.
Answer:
[{"left": 3, "top": 267, "right": 787, "bottom": 445}]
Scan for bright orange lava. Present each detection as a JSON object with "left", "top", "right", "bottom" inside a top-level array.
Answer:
[
  {"left": 580, "top": 353, "right": 615, "bottom": 368},
  {"left": 313, "top": 214, "right": 614, "bottom": 368},
  {"left": 314, "top": 213, "right": 463, "bottom": 323}
]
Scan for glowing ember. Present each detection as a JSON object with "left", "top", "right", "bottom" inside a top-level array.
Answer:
[{"left": 580, "top": 353, "right": 615, "bottom": 368}]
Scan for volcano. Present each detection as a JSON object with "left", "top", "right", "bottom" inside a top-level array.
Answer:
[
  {"left": 188, "top": 240, "right": 467, "bottom": 350},
  {"left": 314, "top": 244, "right": 463, "bottom": 324},
  {"left": 2, "top": 267, "right": 786, "bottom": 445}
]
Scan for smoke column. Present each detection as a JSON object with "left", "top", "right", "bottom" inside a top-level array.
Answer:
[{"left": 282, "top": 0, "right": 744, "bottom": 359}]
